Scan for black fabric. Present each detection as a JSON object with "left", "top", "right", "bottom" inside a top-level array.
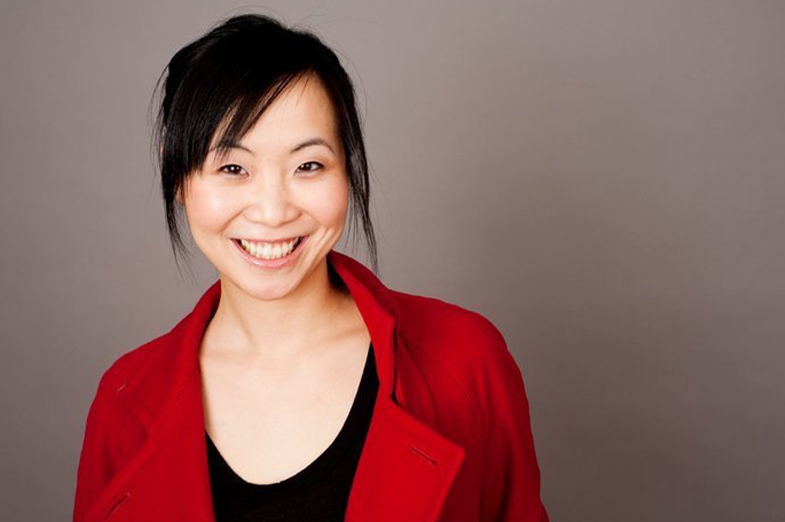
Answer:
[{"left": 206, "top": 341, "right": 378, "bottom": 522}]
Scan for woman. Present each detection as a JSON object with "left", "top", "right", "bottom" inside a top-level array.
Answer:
[{"left": 73, "top": 13, "right": 549, "bottom": 522}]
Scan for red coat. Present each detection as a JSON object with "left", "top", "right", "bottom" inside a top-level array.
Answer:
[{"left": 74, "top": 250, "right": 549, "bottom": 522}]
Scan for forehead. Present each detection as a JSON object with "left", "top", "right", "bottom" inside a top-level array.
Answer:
[{"left": 215, "top": 74, "right": 339, "bottom": 154}]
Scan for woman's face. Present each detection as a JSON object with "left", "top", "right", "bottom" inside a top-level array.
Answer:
[{"left": 178, "top": 74, "right": 349, "bottom": 301}]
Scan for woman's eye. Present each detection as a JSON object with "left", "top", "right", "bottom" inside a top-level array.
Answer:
[
  {"left": 219, "top": 164, "right": 246, "bottom": 176},
  {"left": 297, "top": 161, "right": 324, "bottom": 175}
]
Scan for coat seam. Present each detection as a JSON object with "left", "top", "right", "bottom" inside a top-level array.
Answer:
[{"left": 396, "top": 330, "right": 484, "bottom": 435}]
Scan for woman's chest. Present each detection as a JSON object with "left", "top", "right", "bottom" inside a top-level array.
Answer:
[{"left": 198, "top": 339, "right": 371, "bottom": 485}]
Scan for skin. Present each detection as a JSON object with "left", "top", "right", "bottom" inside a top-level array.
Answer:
[{"left": 177, "top": 73, "right": 372, "bottom": 484}]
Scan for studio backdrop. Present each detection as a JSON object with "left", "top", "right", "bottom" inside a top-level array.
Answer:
[{"left": 1, "top": 1, "right": 783, "bottom": 521}]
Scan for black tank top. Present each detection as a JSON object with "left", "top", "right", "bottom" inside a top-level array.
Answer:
[{"left": 205, "top": 341, "right": 378, "bottom": 522}]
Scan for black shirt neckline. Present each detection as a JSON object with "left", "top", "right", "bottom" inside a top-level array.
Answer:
[{"left": 205, "top": 341, "right": 377, "bottom": 501}]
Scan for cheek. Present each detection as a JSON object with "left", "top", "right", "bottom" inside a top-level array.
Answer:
[
  {"left": 185, "top": 184, "right": 236, "bottom": 232},
  {"left": 300, "top": 176, "right": 350, "bottom": 225}
]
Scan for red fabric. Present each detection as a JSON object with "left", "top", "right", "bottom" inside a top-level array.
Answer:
[{"left": 74, "top": 250, "right": 549, "bottom": 522}]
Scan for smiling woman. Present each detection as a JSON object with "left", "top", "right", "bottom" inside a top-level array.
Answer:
[
  {"left": 177, "top": 73, "right": 351, "bottom": 299},
  {"left": 73, "top": 12, "right": 549, "bottom": 522},
  {"left": 152, "top": 14, "right": 377, "bottom": 281}
]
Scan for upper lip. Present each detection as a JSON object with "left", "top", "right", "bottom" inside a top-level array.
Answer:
[{"left": 233, "top": 235, "right": 304, "bottom": 243}]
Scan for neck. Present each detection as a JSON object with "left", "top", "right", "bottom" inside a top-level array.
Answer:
[{"left": 204, "top": 258, "right": 350, "bottom": 366}]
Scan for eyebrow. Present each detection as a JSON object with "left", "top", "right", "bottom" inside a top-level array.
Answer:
[
  {"left": 291, "top": 137, "right": 335, "bottom": 154},
  {"left": 209, "top": 137, "right": 335, "bottom": 156}
]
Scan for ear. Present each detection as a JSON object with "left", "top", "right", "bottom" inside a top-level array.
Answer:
[{"left": 175, "top": 184, "right": 184, "bottom": 206}]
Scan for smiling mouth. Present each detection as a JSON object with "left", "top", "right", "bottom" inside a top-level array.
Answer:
[{"left": 231, "top": 236, "right": 306, "bottom": 261}]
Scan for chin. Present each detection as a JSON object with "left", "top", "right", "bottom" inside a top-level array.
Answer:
[{"left": 236, "top": 273, "right": 303, "bottom": 301}]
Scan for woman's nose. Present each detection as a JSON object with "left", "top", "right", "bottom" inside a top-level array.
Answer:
[{"left": 243, "top": 176, "right": 298, "bottom": 226}]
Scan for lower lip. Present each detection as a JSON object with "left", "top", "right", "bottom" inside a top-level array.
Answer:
[{"left": 231, "top": 236, "right": 308, "bottom": 269}]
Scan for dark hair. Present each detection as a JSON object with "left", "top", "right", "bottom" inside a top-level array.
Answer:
[{"left": 149, "top": 12, "right": 378, "bottom": 279}]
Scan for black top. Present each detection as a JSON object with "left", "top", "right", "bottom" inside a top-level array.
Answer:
[{"left": 206, "top": 342, "right": 378, "bottom": 522}]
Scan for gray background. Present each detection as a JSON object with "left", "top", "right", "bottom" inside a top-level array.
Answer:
[{"left": 1, "top": 1, "right": 783, "bottom": 521}]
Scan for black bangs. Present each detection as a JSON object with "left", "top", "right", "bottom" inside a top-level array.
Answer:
[
  {"left": 202, "top": 71, "right": 304, "bottom": 166},
  {"left": 158, "top": 22, "right": 317, "bottom": 187},
  {"left": 149, "top": 13, "right": 378, "bottom": 280}
]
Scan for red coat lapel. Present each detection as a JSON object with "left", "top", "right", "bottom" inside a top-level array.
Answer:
[{"left": 86, "top": 250, "right": 466, "bottom": 522}]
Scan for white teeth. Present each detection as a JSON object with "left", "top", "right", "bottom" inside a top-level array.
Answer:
[{"left": 239, "top": 237, "right": 300, "bottom": 260}]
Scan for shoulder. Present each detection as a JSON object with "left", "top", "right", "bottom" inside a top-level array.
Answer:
[
  {"left": 87, "top": 323, "right": 182, "bottom": 419},
  {"left": 392, "top": 290, "right": 504, "bottom": 345},
  {"left": 390, "top": 289, "right": 526, "bottom": 423},
  {"left": 75, "top": 335, "right": 171, "bottom": 521},
  {"left": 95, "top": 330, "right": 172, "bottom": 391},
  {"left": 393, "top": 291, "right": 508, "bottom": 373},
  {"left": 391, "top": 289, "right": 507, "bottom": 354}
]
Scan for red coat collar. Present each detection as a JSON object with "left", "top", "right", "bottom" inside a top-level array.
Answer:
[{"left": 88, "top": 250, "right": 465, "bottom": 522}]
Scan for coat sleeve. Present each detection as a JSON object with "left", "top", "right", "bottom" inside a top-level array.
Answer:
[
  {"left": 73, "top": 366, "right": 145, "bottom": 522},
  {"left": 478, "top": 324, "right": 549, "bottom": 522}
]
